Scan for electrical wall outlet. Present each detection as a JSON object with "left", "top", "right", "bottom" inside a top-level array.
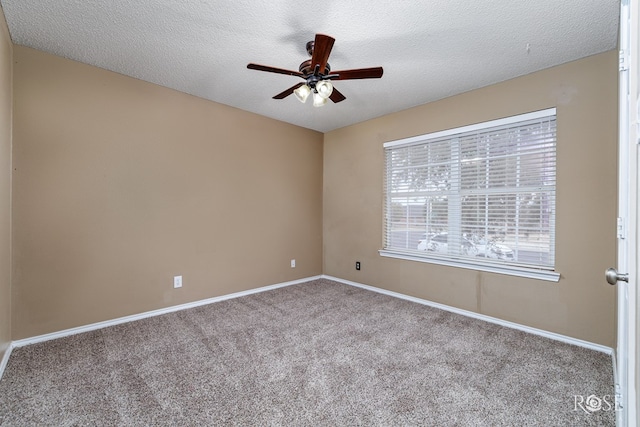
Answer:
[
  {"left": 173, "top": 275, "right": 182, "bottom": 288},
  {"left": 291, "top": 259, "right": 296, "bottom": 268}
]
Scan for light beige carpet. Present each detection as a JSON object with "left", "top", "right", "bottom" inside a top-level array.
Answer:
[{"left": 0, "top": 279, "right": 615, "bottom": 426}]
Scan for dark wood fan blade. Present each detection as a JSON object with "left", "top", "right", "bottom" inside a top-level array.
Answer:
[
  {"left": 329, "top": 87, "right": 346, "bottom": 103},
  {"left": 247, "top": 63, "right": 304, "bottom": 78},
  {"left": 273, "top": 83, "right": 305, "bottom": 99},
  {"left": 310, "top": 34, "right": 335, "bottom": 76},
  {"left": 331, "top": 67, "right": 384, "bottom": 80}
]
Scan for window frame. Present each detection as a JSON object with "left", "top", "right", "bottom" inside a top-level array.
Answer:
[{"left": 379, "top": 108, "right": 560, "bottom": 282}]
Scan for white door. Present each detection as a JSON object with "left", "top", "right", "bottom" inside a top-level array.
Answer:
[{"left": 613, "top": 1, "right": 638, "bottom": 425}]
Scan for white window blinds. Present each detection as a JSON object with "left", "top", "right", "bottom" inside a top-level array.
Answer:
[{"left": 383, "top": 109, "right": 556, "bottom": 271}]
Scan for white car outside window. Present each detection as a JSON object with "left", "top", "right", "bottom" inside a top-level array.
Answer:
[{"left": 417, "top": 233, "right": 478, "bottom": 257}]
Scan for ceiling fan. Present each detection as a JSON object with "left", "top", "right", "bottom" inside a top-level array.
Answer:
[{"left": 247, "top": 34, "right": 384, "bottom": 107}]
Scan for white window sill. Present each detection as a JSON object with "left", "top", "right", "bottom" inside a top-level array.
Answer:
[{"left": 379, "top": 250, "right": 560, "bottom": 282}]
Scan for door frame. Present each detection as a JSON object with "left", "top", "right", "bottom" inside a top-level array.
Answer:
[{"left": 617, "top": 1, "right": 638, "bottom": 425}]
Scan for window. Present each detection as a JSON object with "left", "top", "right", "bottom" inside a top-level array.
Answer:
[{"left": 380, "top": 108, "right": 558, "bottom": 281}]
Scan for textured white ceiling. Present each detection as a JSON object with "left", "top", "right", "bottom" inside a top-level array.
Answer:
[{"left": 0, "top": 0, "right": 620, "bottom": 132}]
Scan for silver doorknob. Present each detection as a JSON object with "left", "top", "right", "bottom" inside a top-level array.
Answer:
[{"left": 605, "top": 267, "right": 629, "bottom": 285}]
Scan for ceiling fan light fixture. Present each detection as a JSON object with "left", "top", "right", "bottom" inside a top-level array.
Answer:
[
  {"left": 312, "top": 92, "right": 328, "bottom": 107},
  {"left": 316, "top": 80, "right": 333, "bottom": 99},
  {"left": 294, "top": 84, "right": 311, "bottom": 103},
  {"left": 247, "top": 34, "right": 384, "bottom": 106}
]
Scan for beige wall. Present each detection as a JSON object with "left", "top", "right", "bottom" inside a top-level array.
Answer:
[
  {"left": 324, "top": 51, "right": 618, "bottom": 347},
  {"left": 12, "top": 46, "right": 323, "bottom": 339},
  {"left": 0, "top": 7, "right": 12, "bottom": 362},
  {"left": 7, "top": 43, "right": 619, "bottom": 348}
]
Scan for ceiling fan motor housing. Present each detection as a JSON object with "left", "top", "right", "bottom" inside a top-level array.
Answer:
[{"left": 298, "top": 59, "right": 330, "bottom": 77}]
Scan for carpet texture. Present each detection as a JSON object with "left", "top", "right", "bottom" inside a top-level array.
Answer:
[{"left": 0, "top": 279, "right": 615, "bottom": 426}]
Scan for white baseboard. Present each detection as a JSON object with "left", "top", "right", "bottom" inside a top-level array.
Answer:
[
  {"left": 4, "top": 272, "right": 613, "bottom": 375},
  {"left": 12, "top": 275, "right": 322, "bottom": 349},
  {"left": 611, "top": 348, "right": 619, "bottom": 391},
  {"left": 0, "top": 342, "right": 13, "bottom": 380},
  {"left": 322, "top": 275, "right": 614, "bottom": 355}
]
